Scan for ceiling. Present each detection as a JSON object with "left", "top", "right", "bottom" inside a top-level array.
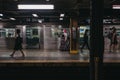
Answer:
[{"left": 0, "top": 0, "right": 120, "bottom": 24}]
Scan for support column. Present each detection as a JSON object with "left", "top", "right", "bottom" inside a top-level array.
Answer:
[
  {"left": 90, "top": 0, "right": 104, "bottom": 80},
  {"left": 70, "top": 18, "right": 79, "bottom": 54}
]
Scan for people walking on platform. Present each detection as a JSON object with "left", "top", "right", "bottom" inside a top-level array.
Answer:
[
  {"left": 108, "top": 27, "right": 113, "bottom": 52},
  {"left": 10, "top": 29, "right": 25, "bottom": 57},
  {"left": 81, "top": 29, "right": 90, "bottom": 53}
]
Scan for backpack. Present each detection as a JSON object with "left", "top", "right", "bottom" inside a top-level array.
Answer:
[
  {"left": 17, "top": 37, "right": 23, "bottom": 44},
  {"left": 20, "top": 37, "right": 23, "bottom": 43},
  {"left": 107, "top": 32, "right": 112, "bottom": 39}
]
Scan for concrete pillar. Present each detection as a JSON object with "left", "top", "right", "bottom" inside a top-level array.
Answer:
[
  {"left": 90, "top": 0, "right": 104, "bottom": 80},
  {"left": 70, "top": 18, "right": 79, "bottom": 54}
]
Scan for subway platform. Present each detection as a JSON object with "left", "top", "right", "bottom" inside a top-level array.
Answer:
[
  {"left": 0, "top": 49, "right": 119, "bottom": 63},
  {"left": 0, "top": 49, "right": 88, "bottom": 64}
]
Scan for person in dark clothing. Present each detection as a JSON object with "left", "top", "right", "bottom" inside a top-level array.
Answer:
[
  {"left": 111, "top": 27, "right": 118, "bottom": 52},
  {"left": 108, "top": 28, "right": 113, "bottom": 52},
  {"left": 81, "top": 29, "right": 90, "bottom": 53},
  {"left": 60, "top": 34, "right": 66, "bottom": 51},
  {"left": 10, "top": 29, "right": 25, "bottom": 57}
]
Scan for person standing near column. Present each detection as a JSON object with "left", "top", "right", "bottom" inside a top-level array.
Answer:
[
  {"left": 10, "top": 29, "right": 25, "bottom": 57},
  {"left": 63, "top": 29, "right": 68, "bottom": 42}
]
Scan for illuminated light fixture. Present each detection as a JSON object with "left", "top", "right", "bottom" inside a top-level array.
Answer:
[
  {"left": 0, "top": 14, "right": 3, "bottom": 16},
  {"left": 14, "top": 0, "right": 18, "bottom": 1},
  {"left": 46, "top": 0, "right": 50, "bottom": 1},
  {"left": 60, "top": 18, "right": 63, "bottom": 20},
  {"left": 38, "top": 20, "right": 42, "bottom": 23},
  {"left": 58, "top": 25, "right": 62, "bottom": 28},
  {"left": 112, "top": 5, "right": 120, "bottom": 9},
  {"left": 60, "top": 14, "right": 64, "bottom": 17},
  {"left": 10, "top": 18, "right": 16, "bottom": 20},
  {"left": 32, "top": 14, "right": 38, "bottom": 17},
  {"left": 18, "top": 4, "right": 54, "bottom": 9}
]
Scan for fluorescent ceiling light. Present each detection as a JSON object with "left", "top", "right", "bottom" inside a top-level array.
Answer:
[
  {"left": 60, "top": 18, "right": 63, "bottom": 20},
  {"left": 58, "top": 25, "right": 62, "bottom": 28},
  {"left": 38, "top": 20, "right": 42, "bottom": 23},
  {"left": 112, "top": 5, "right": 120, "bottom": 9},
  {"left": 32, "top": 14, "right": 38, "bottom": 17},
  {"left": 60, "top": 14, "right": 64, "bottom": 17},
  {"left": 18, "top": 4, "right": 54, "bottom": 9},
  {"left": 0, "top": 14, "right": 3, "bottom": 16},
  {"left": 10, "top": 18, "right": 16, "bottom": 20},
  {"left": 46, "top": 0, "right": 50, "bottom": 1}
]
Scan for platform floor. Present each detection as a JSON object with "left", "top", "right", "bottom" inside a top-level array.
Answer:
[{"left": 0, "top": 49, "right": 120, "bottom": 63}]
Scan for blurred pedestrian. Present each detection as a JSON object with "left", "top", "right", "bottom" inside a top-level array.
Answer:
[
  {"left": 10, "top": 29, "right": 25, "bottom": 57},
  {"left": 111, "top": 27, "right": 118, "bottom": 52},
  {"left": 81, "top": 29, "right": 90, "bottom": 53}
]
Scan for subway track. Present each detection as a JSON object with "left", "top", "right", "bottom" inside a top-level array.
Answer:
[
  {"left": 0, "top": 62, "right": 120, "bottom": 80},
  {"left": 0, "top": 50, "right": 120, "bottom": 80}
]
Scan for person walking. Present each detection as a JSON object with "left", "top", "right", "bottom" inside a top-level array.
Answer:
[
  {"left": 81, "top": 29, "right": 90, "bottom": 53},
  {"left": 111, "top": 27, "right": 118, "bottom": 53},
  {"left": 10, "top": 29, "right": 25, "bottom": 57},
  {"left": 108, "top": 28, "right": 113, "bottom": 52}
]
